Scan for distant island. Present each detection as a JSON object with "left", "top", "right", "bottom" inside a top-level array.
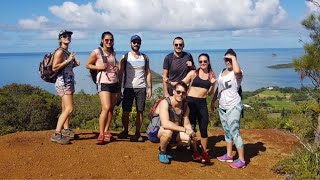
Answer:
[
  {"left": 151, "top": 70, "right": 163, "bottom": 83},
  {"left": 267, "top": 63, "right": 293, "bottom": 69}
]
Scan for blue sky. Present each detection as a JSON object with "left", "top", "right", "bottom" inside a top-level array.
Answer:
[{"left": 0, "top": 0, "right": 317, "bottom": 53}]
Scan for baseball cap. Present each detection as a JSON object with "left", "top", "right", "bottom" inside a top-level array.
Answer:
[
  {"left": 59, "top": 30, "right": 73, "bottom": 38},
  {"left": 130, "top": 35, "right": 141, "bottom": 42}
]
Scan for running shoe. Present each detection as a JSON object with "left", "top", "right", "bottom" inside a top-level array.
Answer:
[
  {"left": 217, "top": 154, "right": 233, "bottom": 162},
  {"left": 230, "top": 159, "right": 246, "bottom": 168}
]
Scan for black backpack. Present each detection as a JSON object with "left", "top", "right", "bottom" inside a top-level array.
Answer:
[
  {"left": 39, "top": 48, "right": 68, "bottom": 83},
  {"left": 89, "top": 47, "right": 109, "bottom": 84}
]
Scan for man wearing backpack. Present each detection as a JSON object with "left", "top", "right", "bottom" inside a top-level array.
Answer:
[
  {"left": 117, "top": 35, "right": 152, "bottom": 142},
  {"left": 152, "top": 81, "right": 200, "bottom": 164},
  {"left": 162, "top": 37, "right": 195, "bottom": 97}
]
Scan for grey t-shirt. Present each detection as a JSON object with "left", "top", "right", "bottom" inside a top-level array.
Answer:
[{"left": 163, "top": 52, "right": 194, "bottom": 82}]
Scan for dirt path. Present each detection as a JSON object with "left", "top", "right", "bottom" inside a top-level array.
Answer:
[{"left": 0, "top": 129, "right": 298, "bottom": 179}]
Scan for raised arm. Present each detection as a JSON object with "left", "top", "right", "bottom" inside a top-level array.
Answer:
[{"left": 52, "top": 49, "right": 75, "bottom": 72}]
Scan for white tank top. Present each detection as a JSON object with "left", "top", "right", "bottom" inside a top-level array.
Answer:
[
  {"left": 218, "top": 70, "right": 243, "bottom": 109},
  {"left": 123, "top": 52, "right": 146, "bottom": 88}
]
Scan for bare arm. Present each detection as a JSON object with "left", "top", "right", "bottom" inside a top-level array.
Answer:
[
  {"left": 85, "top": 51, "right": 105, "bottom": 71},
  {"left": 162, "top": 69, "right": 170, "bottom": 97},
  {"left": 225, "top": 54, "right": 242, "bottom": 79},
  {"left": 52, "top": 49, "right": 75, "bottom": 72},
  {"left": 182, "top": 107, "right": 196, "bottom": 136}
]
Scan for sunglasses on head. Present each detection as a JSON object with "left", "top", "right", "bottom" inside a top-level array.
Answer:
[
  {"left": 132, "top": 40, "right": 141, "bottom": 45},
  {"left": 174, "top": 43, "right": 183, "bottom": 47},
  {"left": 175, "top": 90, "right": 187, "bottom": 95},
  {"left": 199, "top": 60, "right": 208, "bottom": 64},
  {"left": 61, "top": 34, "right": 71, "bottom": 38}
]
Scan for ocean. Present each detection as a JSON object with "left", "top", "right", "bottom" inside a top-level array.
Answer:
[{"left": 0, "top": 48, "right": 308, "bottom": 94}]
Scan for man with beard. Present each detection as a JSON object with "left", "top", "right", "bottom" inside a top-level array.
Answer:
[
  {"left": 162, "top": 37, "right": 195, "bottom": 97},
  {"left": 117, "top": 35, "right": 152, "bottom": 142}
]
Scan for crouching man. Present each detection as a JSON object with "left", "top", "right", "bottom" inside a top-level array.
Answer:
[{"left": 154, "top": 81, "right": 201, "bottom": 164}]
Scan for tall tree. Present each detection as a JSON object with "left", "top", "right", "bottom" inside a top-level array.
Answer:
[{"left": 293, "top": 5, "right": 320, "bottom": 146}]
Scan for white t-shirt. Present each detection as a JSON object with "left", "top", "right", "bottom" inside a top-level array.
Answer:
[
  {"left": 123, "top": 52, "right": 146, "bottom": 88},
  {"left": 218, "top": 70, "right": 243, "bottom": 109}
]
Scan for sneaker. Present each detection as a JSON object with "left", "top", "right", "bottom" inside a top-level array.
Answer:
[
  {"left": 158, "top": 153, "right": 170, "bottom": 164},
  {"left": 50, "top": 133, "right": 71, "bottom": 145},
  {"left": 130, "top": 134, "right": 144, "bottom": 142},
  {"left": 230, "top": 159, "right": 246, "bottom": 168},
  {"left": 201, "top": 151, "right": 210, "bottom": 163},
  {"left": 62, "top": 128, "right": 75, "bottom": 139},
  {"left": 103, "top": 132, "right": 113, "bottom": 141},
  {"left": 117, "top": 130, "right": 128, "bottom": 139},
  {"left": 217, "top": 154, "right": 233, "bottom": 162},
  {"left": 96, "top": 134, "right": 104, "bottom": 145},
  {"left": 192, "top": 152, "right": 202, "bottom": 162}
]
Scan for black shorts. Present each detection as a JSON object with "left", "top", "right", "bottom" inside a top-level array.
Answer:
[
  {"left": 122, "top": 88, "right": 146, "bottom": 112},
  {"left": 97, "top": 83, "right": 120, "bottom": 93}
]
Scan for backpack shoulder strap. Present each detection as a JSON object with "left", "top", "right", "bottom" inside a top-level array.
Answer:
[
  {"left": 123, "top": 52, "right": 129, "bottom": 86},
  {"left": 98, "top": 47, "right": 107, "bottom": 63},
  {"left": 167, "top": 53, "right": 174, "bottom": 71},
  {"left": 142, "top": 53, "right": 149, "bottom": 72}
]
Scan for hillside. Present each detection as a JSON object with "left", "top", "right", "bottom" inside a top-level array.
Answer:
[{"left": 0, "top": 129, "right": 298, "bottom": 179}]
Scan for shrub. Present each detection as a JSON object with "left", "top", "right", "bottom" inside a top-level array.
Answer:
[{"left": 0, "top": 83, "right": 59, "bottom": 134}]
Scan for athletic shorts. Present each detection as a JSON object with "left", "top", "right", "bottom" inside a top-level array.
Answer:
[
  {"left": 122, "top": 88, "right": 146, "bottom": 112},
  {"left": 97, "top": 82, "right": 120, "bottom": 93}
]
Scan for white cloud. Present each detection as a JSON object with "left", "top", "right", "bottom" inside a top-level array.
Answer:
[
  {"left": 18, "top": 16, "right": 49, "bottom": 30},
  {"left": 306, "top": 0, "right": 320, "bottom": 14},
  {"left": 18, "top": 0, "right": 288, "bottom": 33}
]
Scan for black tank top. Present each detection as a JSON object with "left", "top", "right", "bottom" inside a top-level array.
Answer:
[{"left": 191, "top": 75, "right": 211, "bottom": 90}]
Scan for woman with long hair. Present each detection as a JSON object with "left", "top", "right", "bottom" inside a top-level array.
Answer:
[
  {"left": 211, "top": 49, "right": 246, "bottom": 168},
  {"left": 51, "top": 30, "right": 80, "bottom": 145},
  {"left": 86, "top": 31, "right": 120, "bottom": 145},
  {"left": 169, "top": 53, "right": 216, "bottom": 163}
]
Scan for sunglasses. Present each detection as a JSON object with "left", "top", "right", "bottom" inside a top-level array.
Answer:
[
  {"left": 175, "top": 90, "right": 187, "bottom": 95},
  {"left": 199, "top": 60, "right": 208, "bottom": 64},
  {"left": 132, "top": 40, "right": 141, "bottom": 45},
  {"left": 61, "top": 34, "right": 71, "bottom": 38},
  {"left": 105, "top": 39, "right": 114, "bottom": 43},
  {"left": 174, "top": 43, "right": 183, "bottom": 47},
  {"left": 224, "top": 58, "right": 232, "bottom": 61}
]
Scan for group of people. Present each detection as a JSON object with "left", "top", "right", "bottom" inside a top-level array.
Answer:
[{"left": 50, "top": 30, "right": 246, "bottom": 169}]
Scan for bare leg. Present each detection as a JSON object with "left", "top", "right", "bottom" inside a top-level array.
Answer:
[
  {"left": 237, "top": 147, "right": 245, "bottom": 161},
  {"left": 200, "top": 137, "right": 208, "bottom": 152},
  {"left": 121, "top": 112, "right": 130, "bottom": 131},
  {"left": 135, "top": 111, "right": 143, "bottom": 135},
  {"left": 226, "top": 141, "right": 233, "bottom": 156},
  {"left": 55, "top": 95, "right": 73, "bottom": 132}
]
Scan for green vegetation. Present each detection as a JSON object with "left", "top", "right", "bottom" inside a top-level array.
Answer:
[
  {"left": 267, "top": 63, "right": 293, "bottom": 69},
  {"left": 273, "top": 4, "right": 320, "bottom": 178}
]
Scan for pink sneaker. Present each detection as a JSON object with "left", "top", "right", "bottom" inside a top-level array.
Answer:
[
  {"left": 217, "top": 154, "right": 233, "bottom": 162},
  {"left": 230, "top": 159, "right": 246, "bottom": 168},
  {"left": 103, "top": 132, "right": 112, "bottom": 141}
]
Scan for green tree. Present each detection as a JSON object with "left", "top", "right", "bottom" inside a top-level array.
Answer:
[{"left": 293, "top": 9, "right": 320, "bottom": 146}]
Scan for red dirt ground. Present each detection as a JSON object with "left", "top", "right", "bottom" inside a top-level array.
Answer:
[{"left": 0, "top": 129, "right": 298, "bottom": 179}]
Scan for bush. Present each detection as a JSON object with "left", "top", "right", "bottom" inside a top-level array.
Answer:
[
  {"left": 273, "top": 148, "right": 320, "bottom": 179},
  {"left": 0, "top": 83, "right": 59, "bottom": 134}
]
